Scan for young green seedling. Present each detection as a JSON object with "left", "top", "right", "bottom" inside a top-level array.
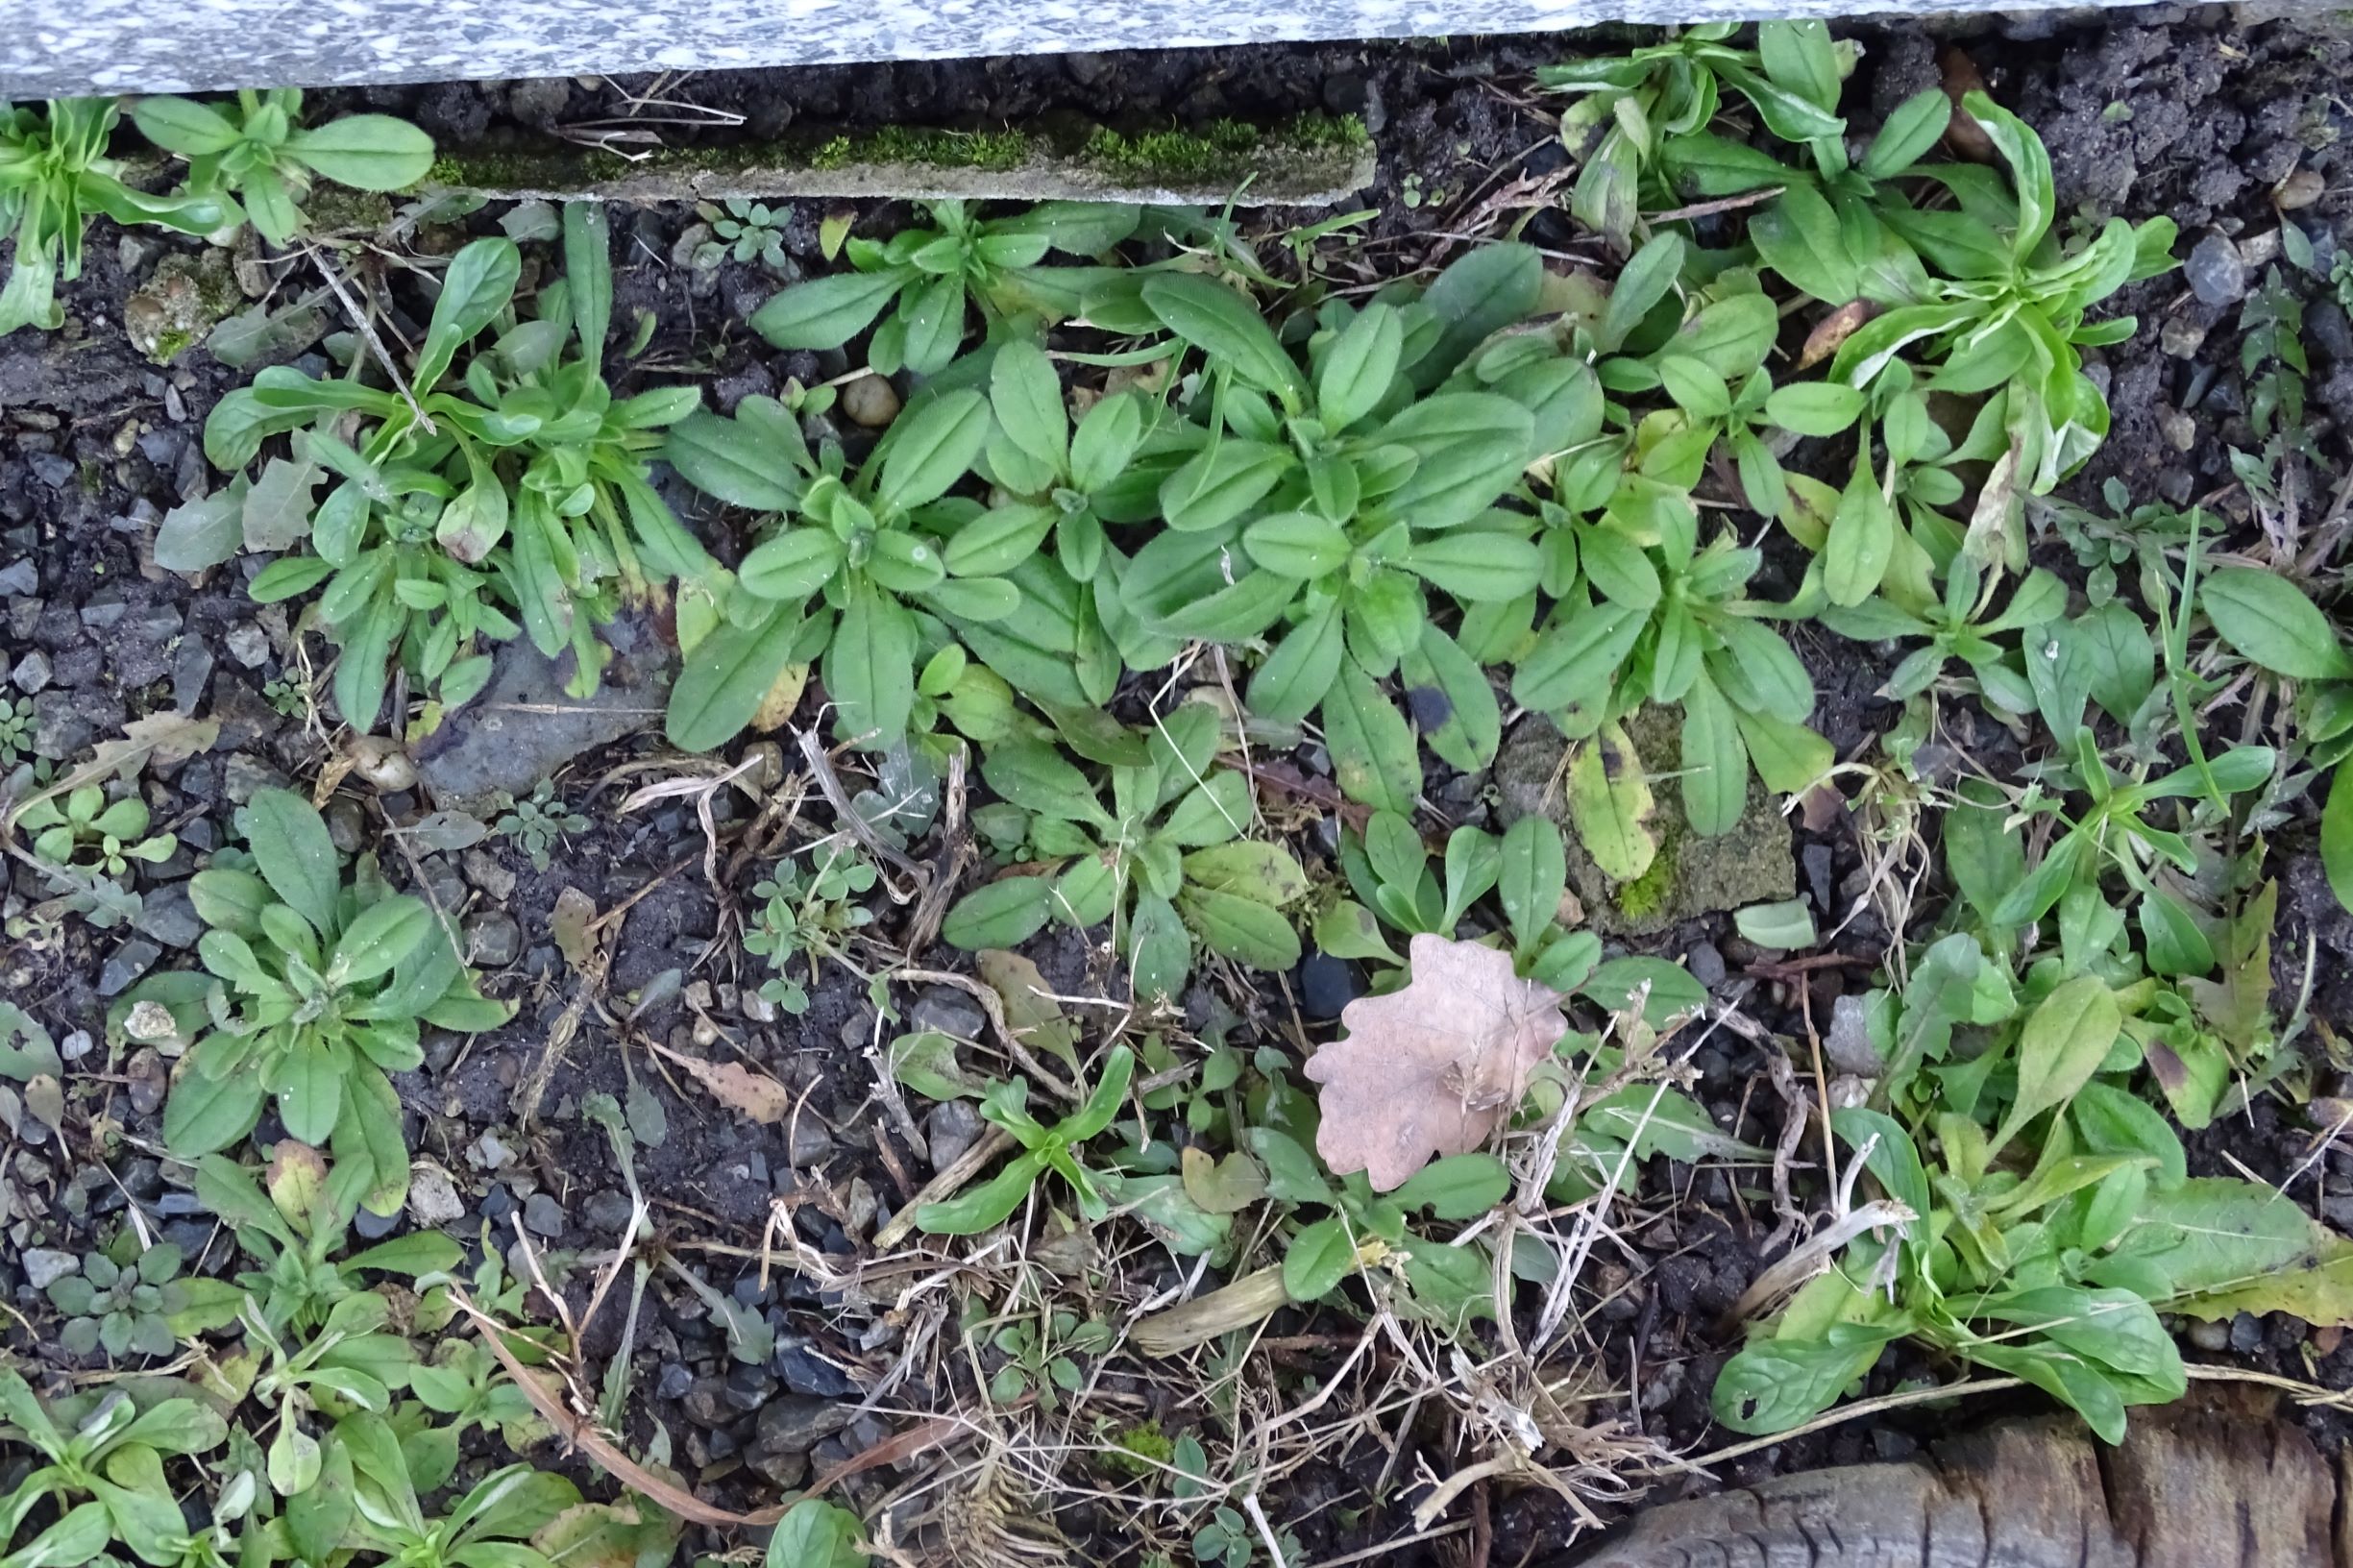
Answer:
[
  {"left": 0, "top": 99, "right": 228, "bottom": 335},
  {"left": 918, "top": 1045, "right": 1137, "bottom": 1234},
  {"left": 132, "top": 89, "right": 434, "bottom": 245}
]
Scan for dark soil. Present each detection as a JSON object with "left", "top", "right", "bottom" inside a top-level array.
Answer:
[{"left": 5, "top": 9, "right": 2353, "bottom": 1566}]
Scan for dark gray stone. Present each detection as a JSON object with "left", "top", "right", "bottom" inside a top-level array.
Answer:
[
  {"left": 585, "top": 1188, "right": 635, "bottom": 1234},
  {"left": 464, "top": 911, "right": 523, "bottom": 968},
  {"left": 723, "top": 1362, "right": 777, "bottom": 1410},
  {"left": 172, "top": 634, "right": 214, "bottom": 716},
  {"left": 773, "top": 1334, "right": 859, "bottom": 1396},
  {"left": 1296, "top": 951, "right": 1357, "bottom": 1019},
  {"left": 908, "top": 985, "right": 985, "bottom": 1041},
  {"left": 133, "top": 881, "right": 203, "bottom": 949},
  {"left": 99, "top": 938, "right": 161, "bottom": 996},
  {"left": 414, "top": 609, "right": 673, "bottom": 811},
  {"left": 753, "top": 1394, "right": 851, "bottom": 1455},
  {"left": 786, "top": 1118, "right": 834, "bottom": 1167},
  {"left": 680, "top": 1377, "right": 730, "bottom": 1428},
  {"left": 1684, "top": 941, "right": 1727, "bottom": 991},
  {"left": 2185, "top": 233, "right": 2246, "bottom": 306},
  {"left": 522, "top": 1192, "right": 565, "bottom": 1237},
  {"left": 224, "top": 624, "right": 271, "bottom": 670},
  {"left": 223, "top": 752, "right": 288, "bottom": 803},
  {"left": 924, "top": 1099, "right": 982, "bottom": 1173},
  {"left": 1802, "top": 842, "right": 1834, "bottom": 912}
]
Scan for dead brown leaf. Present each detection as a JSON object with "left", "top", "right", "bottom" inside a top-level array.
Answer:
[
  {"left": 1798, "top": 782, "right": 1849, "bottom": 834},
  {"left": 9, "top": 713, "right": 219, "bottom": 832},
  {"left": 97, "top": 712, "right": 221, "bottom": 772},
  {"left": 551, "top": 887, "right": 599, "bottom": 973},
  {"left": 645, "top": 1038, "right": 793, "bottom": 1124},
  {"left": 1798, "top": 299, "right": 1876, "bottom": 370},
  {"left": 1303, "top": 933, "right": 1568, "bottom": 1190},
  {"left": 1938, "top": 47, "right": 1997, "bottom": 162},
  {"left": 975, "top": 948, "right": 1080, "bottom": 1069}
]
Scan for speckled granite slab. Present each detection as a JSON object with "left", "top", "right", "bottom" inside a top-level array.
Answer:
[{"left": 10, "top": 0, "right": 2111, "bottom": 96}]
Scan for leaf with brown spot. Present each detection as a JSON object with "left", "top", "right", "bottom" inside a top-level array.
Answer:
[
  {"left": 1567, "top": 722, "right": 1655, "bottom": 884},
  {"left": 1304, "top": 933, "right": 1569, "bottom": 1190},
  {"left": 268, "top": 1139, "right": 330, "bottom": 1232},
  {"left": 646, "top": 1038, "right": 794, "bottom": 1124},
  {"left": 1962, "top": 441, "right": 2023, "bottom": 570},
  {"left": 22, "top": 1075, "right": 63, "bottom": 1137},
  {"left": 531, "top": 1502, "right": 677, "bottom": 1568}
]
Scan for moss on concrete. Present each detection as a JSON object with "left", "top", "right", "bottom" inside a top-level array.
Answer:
[
  {"left": 123, "top": 249, "right": 240, "bottom": 366},
  {"left": 1493, "top": 703, "right": 1795, "bottom": 938},
  {"left": 422, "top": 112, "right": 1371, "bottom": 206}
]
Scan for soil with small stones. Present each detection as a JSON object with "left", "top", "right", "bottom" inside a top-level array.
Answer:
[{"left": 4, "top": 8, "right": 2353, "bottom": 1566}]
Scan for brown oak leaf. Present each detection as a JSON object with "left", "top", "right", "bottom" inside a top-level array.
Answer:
[{"left": 1303, "top": 933, "right": 1569, "bottom": 1190}]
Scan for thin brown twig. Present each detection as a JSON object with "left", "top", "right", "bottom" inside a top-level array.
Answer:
[
  {"left": 1646, "top": 186, "right": 1787, "bottom": 224},
  {"left": 871, "top": 1127, "right": 1017, "bottom": 1251},
  {"left": 895, "top": 967, "right": 1079, "bottom": 1103},
  {"left": 1797, "top": 983, "right": 1840, "bottom": 1229},
  {"left": 310, "top": 250, "right": 434, "bottom": 433},
  {"left": 797, "top": 728, "right": 926, "bottom": 898}
]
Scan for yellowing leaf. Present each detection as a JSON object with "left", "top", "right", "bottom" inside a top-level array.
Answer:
[
  {"left": 1180, "top": 1146, "right": 1268, "bottom": 1214},
  {"left": 2104, "top": 1177, "right": 2353, "bottom": 1327},
  {"left": 267, "top": 1139, "right": 330, "bottom": 1232},
  {"left": 751, "top": 661, "right": 810, "bottom": 734},
  {"left": 1304, "top": 933, "right": 1568, "bottom": 1190}
]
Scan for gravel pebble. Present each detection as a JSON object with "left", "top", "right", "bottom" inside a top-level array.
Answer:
[
  {"left": 22, "top": 1248, "right": 78, "bottom": 1289},
  {"left": 133, "top": 882, "right": 202, "bottom": 949},
  {"left": 522, "top": 1192, "right": 565, "bottom": 1237},
  {"left": 753, "top": 1394, "right": 852, "bottom": 1453},
  {"left": 462, "top": 848, "right": 517, "bottom": 902},
  {"left": 924, "top": 1099, "right": 983, "bottom": 1172},
  {"left": 1296, "top": 951, "right": 1358, "bottom": 1020},
  {"left": 408, "top": 1165, "right": 466, "bottom": 1227},
  {"left": 224, "top": 624, "right": 270, "bottom": 669},
  {"left": 99, "top": 939, "right": 161, "bottom": 996},
  {"left": 2186, "top": 232, "right": 2247, "bottom": 306},
  {"left": 1685, "top": 941, "right": 1727, "bottom": 990},
  {"left": 841, "top": 374, "right": 900, "bottom": 429},
  {"left": 908, "top": 986, "right": 986, "bottom": 1041},
  {"left": 465, "top": 911, "right": 523, "bottom": 968}
]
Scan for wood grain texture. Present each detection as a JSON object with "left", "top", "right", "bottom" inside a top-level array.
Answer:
[{"left": 1563, "top": 1393, "right": 2337, "bottom": 1568}]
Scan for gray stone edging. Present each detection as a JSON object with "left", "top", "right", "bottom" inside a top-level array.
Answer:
[{"left": 12, "top": 0, "right": 2111, "bottom": 96}]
